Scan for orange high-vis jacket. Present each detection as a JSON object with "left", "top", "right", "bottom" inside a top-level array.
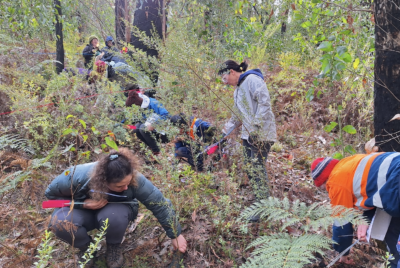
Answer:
[{"left": 326, "top": 152, "right": 400, "bottom": 217}]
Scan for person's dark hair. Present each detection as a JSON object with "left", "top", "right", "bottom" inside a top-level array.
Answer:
[
  {"left": 125, "top": 83, "right": 140, "bottom": 91},
  {"left": 124, "top": 83, "right": 139, "bottom": 97},
  {"left": 218, "top": 60, "right": 248, "bottom": 75},
  {"left": 170, "top": 113, "right": 188, "bottom": 128},
  {"left": 89, "top": 148, "right": 139, "bottom": 200}
]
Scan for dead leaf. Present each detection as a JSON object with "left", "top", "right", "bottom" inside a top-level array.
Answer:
[
  {"left": 291, "top": 3, "right": 296, "bottom": 10},
  {"left": 127, "top": 213, "right": 145, "bottom": 233},
  {"left": 317, "top": 136, "right": 326, "bottom": 145},
  {"left": 347, "top": 15, "right": 354, "bottom": 26},
  {"left": 192, "top": 209, "right": 197, "bottom": 222},
  {"left": 389, "top": 114, "right": 400, "bottom": 122},
  {"left": 286, "top": 226, "right": 302, "bottom": 236},
  {"left": 365, "top": 138, "right": 377, "bottom": 154}
]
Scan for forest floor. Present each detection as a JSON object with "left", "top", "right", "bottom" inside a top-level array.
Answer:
[{"left": 0, "top": 65, "right": 385, "bottom": 268}]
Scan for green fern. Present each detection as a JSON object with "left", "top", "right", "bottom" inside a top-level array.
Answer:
[
  {"left": 239, "top": 197, "right": 366, "bottom": 232},
  {"left": 241, "top": 233, "right": 331, "bottom": 268},
  {"left": 0, "top": 157, "right": 51, "bottom": 195},
  {"left": 239, "top": 197, "right": 367, "bottom": 267},
  {"left": 0, "top": 133, "right": 35, "bottom": 154}
]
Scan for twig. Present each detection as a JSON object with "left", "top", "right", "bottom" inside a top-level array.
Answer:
[{"left": 210, "top": 245, "right": 225, "bottom": 264}]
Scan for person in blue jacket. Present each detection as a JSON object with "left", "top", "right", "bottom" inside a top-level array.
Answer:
[
  {"left": 170, "top": 114, "right": 216, "bottom": 172},
  {"left": 125, "top": 90, "right": 170, "bottom": 156},
  {"left": 101, "top": 36, "right": 119, "bottom": 62},
  {"left": 45, "top": 148, "right": 187, "bottom": 268}
]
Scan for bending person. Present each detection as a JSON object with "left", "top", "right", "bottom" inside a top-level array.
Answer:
[
  {"left": 125, "top": 91, "right": 170, "bottom": 157},
  {"left": 45, "top": 148, "right": 186, "bottom": 268},
  {"left": 170, "top": 114, "right": 216, "bottom": 172},
  {"left": 218, "top": 60, "right": 276, "bottom": 222},
  {"left": 311, "top": 153, "right": 400, "bottom": 267}
]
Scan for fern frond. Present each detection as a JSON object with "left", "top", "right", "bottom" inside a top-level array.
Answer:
[
  {"left": 0, "top": 134, "right": 35, "bottom": 154},
  {"left": 240, "top": 197, "right": 367, "bottom": 233},
  {"left": 0, "top": 157, "right": 51, "bottom": 195},
  {"left": 239, "top": 197, "right": 301, "bottom": 228},
  {"left": 242, "top": 233, "right": 331, "bottom": 268}
]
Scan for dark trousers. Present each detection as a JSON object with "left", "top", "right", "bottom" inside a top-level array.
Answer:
[
  {"left": 49, "top": 203, "right": 134, "bottom": 248},
  {"left": 175, "top": 144, "right": 204, "bottom": 171},
  {"left": 242, "top": 139, "right": 272, "bottom": 200},
  {"left": 333, "top": 217, "right": 400, "bottom": 267},
  {"left": 135, "top": 123, "right": 169, "bottom": 153},
  {"left": 385, "top": 217, "right": 400, "bottom": 268}
]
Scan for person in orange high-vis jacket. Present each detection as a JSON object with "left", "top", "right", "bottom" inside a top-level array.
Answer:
[{"left": 311, "top": 153, "right": 400, "bottom": 268}]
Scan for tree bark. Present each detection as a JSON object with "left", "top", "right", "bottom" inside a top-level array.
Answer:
[
  {"left": 54, "top": 0, "right": 64, "bottom": 74},
  {"left": 374, "top": 0, "right": 400, "bottom": 151},
  {"left": 115, "top": 0, "right": 127, "bottom": 43},
  {"left": 130, "top": 0, "right": 163, "bottom": 58},
  {"left": 130, "top": 0, "right": 165, "bottom": 85}
]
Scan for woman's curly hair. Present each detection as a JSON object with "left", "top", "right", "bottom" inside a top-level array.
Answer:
[{"left": 89, "top": 148, "right": 139, "bottom": 200}]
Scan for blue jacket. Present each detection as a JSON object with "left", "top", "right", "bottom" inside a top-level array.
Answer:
[
  {"left": 142, "top": 98, "right": 170, "bottom": 122},
  {"left": 190, "top": 117, "right": 212, "bottom": 139},
  {"left": 174, "top": 117, "right": 214, "bottom": 151},
  {"left": 45, "top": 162, "right": 181, "bottom": 239}
]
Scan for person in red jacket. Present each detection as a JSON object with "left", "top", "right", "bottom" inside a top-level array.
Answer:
[{"left": 311, "top": 153, "right": 400, "bottom": 267}]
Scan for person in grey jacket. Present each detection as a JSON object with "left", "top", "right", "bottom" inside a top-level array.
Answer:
[
  {"left": 45, "top": 148, "right": 186, "bottom": 268},
  {"left": 218, "top": 60, "right": 277, "bottom": 222}
]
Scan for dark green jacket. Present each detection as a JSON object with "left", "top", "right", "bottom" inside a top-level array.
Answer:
[{"left": 45, "top": 162, "right": 181, "bottom": 239}]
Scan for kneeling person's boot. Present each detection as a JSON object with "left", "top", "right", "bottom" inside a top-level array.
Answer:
[{"left": 106, "top": 243, "right": 124, "bottom": 268}]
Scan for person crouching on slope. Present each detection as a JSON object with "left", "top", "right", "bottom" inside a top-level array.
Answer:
[
  {"left": 311, "top": 153, "right": 400, "bottom": 267},
  {"left": 45, "top": 148, "right": 187, "bottom": 268},
  {"left": 170, "top": 114, "right": 217, "bottom": 172},
  {"left": 125, "top": 90, "right": 170, "bottom": 158}
]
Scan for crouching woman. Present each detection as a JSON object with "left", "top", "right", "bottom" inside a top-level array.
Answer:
[{"left": 45, "top": 148, "right": 187, "bottom": 268}]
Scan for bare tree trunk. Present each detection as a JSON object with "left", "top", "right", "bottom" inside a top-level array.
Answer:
[
  {"left": 54, "top": 0, "right": 64, "bottom": 74},
  {"left": 125, "top": 0, "right": 131, "bottom": 43},
  {"left": 115, "top": 0, "right": 127, "bottom": 43},
  {"left": 130, "top": 0, "right": 165, "bottom": 85},
  {"left": 374, "top": 0, "right": 400, "bottom": 151},
  {"left": 130, "top": 0, "right": 163, "bottom": 57},
  {"left": 162, "top": 0, "right": 166, "bottom": 42}
]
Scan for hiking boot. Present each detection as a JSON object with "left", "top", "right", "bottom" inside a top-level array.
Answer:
[
  {"left": 77, "top": 240, "right": 96, "bottom": 268},
  {"left": 106, "top": 243, "right": 124, "bottom": 268}
]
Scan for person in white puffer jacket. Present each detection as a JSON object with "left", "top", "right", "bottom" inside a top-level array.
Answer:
[{"left": 219, "top": 60, "right": 277, "bottom": 222}]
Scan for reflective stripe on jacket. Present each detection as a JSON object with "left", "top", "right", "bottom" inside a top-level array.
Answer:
[{"left": 327, "top": 152, "right": 400, "bottom": 217}]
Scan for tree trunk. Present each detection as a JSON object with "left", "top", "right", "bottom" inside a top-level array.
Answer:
[
  {"left": 115, "top": 0, "right": 127, "bottom": 43},
  {"left": 130, "top": 0, "right": 163, "bottom": 57},
  {"left": 54, "top": 0, "right": 64, "bottom": 74},
  {"left": 374, "top": 0, "right": 400, "bottom": 151},
  {"left": 130, "top": 0, "right": 165, "bottom": 85}
]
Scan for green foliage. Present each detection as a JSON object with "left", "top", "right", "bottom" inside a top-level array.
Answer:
[
  {"left": 241, "top": 233, "right": 331, "bottom": 268},
  {"left": 0, "top": 133, "right": 35, "bottom": 154},
  {"left": 239, "top": 197, "right": 367, "bottom": 267},
  {"left": 0, "top": 157, "right": 52, "bottom": 195},
  {"left": 79, "top": 218, "right": 109, "bottom": 268},
  {"left": 34, "top": 230, "right": 55, "bottom": 268}
]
